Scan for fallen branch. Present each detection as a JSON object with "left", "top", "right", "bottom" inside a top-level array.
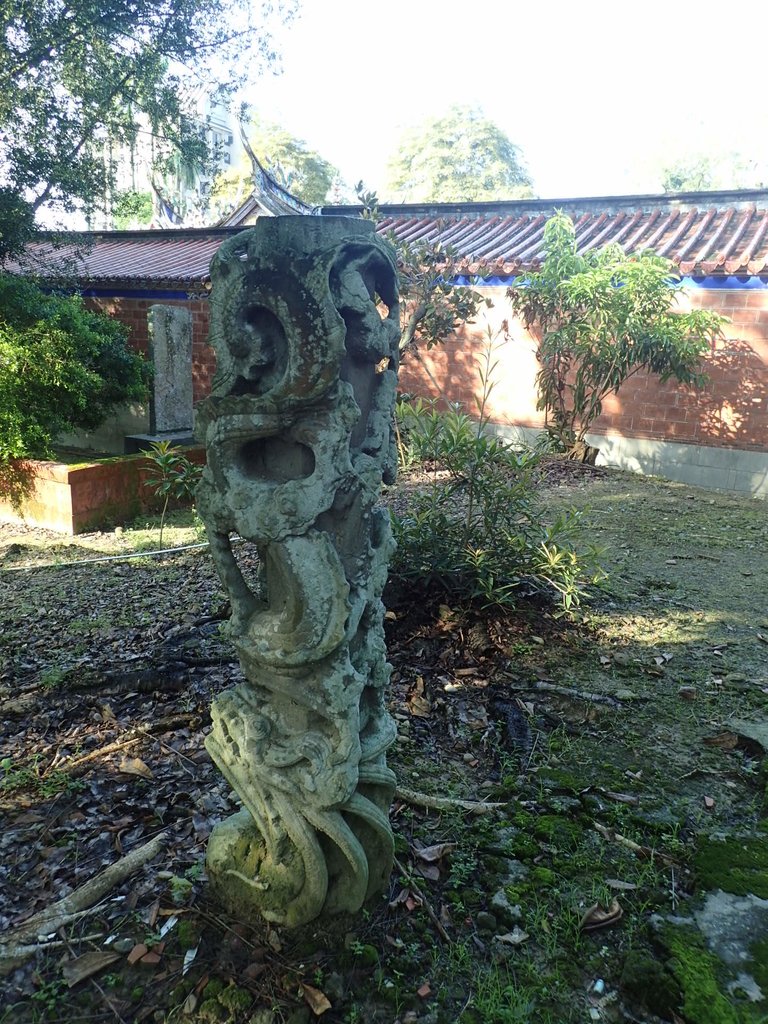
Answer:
[
  {"left": 516, "top": 681, "right": 626, "bottom": 707},
  {"left": 395, "top": 786, "right": 505, "bottom": 816},
  {"left": 394, "top": 856, "right": 450, "bottom": 943},
  {"left": 2, "top": 932, "right": 103, "bottom": 961},
  {"left": 65, "top": 735, "right": 143, "bottom": 773},
  {"left": 0, "top": 832, "right": 168, "bottom": 972}
]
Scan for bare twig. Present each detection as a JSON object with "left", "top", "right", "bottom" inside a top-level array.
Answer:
[
  {"left": 60, "top": 715, "right": 199, "bottom": 776},
  {"left": 394, "top": 857, "right": 450, "bottom": 943},
  {"left": 513, "top": 680, "right": 627, "bottom": 707},
  {"left": 0, "top": 932, "right": 103, "bottom": 958},
  {"left": 65, "top": 735, "right": 143, "bottom": 773},
  {"left": 593, "top": 821, "right": 677, "bottom": 866}
]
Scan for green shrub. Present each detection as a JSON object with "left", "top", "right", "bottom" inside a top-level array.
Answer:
[
  {"left": 506, "top": 212, "right": 725, "bottom": 463},
  {"left": 0, "top": 274, "right": 149, "bottom": 462},
  {"left": 390, "top": 336, "right": 604, "bottom": 611}
]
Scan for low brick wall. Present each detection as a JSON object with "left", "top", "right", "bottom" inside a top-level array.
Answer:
[{"left": 0, "top": 449, "right": 205, "bottom": 534}]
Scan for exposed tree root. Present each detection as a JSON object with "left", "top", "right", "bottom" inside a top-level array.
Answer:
[{"left": 395, "top": 785, "right": 505, "bottom": 815}]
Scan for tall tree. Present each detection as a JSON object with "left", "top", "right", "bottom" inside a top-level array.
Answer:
[
  {"left": 356, "top": 184, "right": 492, "bottom": 357},
  {"left": 0, "top": 0, "right": 297, "bottom": 249},
  {"left": 384, "top": 106, "right": 533, "bottom": 204},
  {"left": 661, "top": 152, "right": 765, "bottom": 193},
  {"left": 214, "top": 116, "right": 340, "bottom": 209}
]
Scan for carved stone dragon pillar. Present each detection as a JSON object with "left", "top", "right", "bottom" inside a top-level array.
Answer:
[{"left": 195, "top": 217, "right": 401, "bottom": 928}]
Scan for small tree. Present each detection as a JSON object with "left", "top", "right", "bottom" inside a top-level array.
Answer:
[
  {"left": 356, "top": 184, "right": 492, "bottom": 358},
  {"left": 144, "top": 441, "right": 202, "bottom": 549},
  {"left": 506, "top": 212, "right": 725, "bottom": 463},
  {"left": 0, "top": 275, "right": 149, "bottom": 463}
]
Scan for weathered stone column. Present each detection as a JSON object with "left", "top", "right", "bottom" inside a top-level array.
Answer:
[{"left": 195, "top": 217, "right": 401, "bottom": 928}]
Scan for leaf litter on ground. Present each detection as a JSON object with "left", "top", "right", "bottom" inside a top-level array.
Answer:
[{"left": 1, "top": 463, "right": 767, "bottom": 1022}]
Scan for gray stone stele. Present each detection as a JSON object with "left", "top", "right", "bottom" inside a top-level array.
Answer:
[{"left": 148, "top": 304, "right": 193, "bottom": 434}]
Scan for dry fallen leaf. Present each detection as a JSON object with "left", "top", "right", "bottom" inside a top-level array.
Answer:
[
  {"left": 407, "top": 675, "right": 431, "bottom": 717},
  {"left": 301, "top": 982, "right": 332, "bottom": 1015},
  {"left": 605, "top": 878, "right": 638, "bottom": 892},
  {"left": 62, "top": 951, "right": 121, "bottom": 987},
  {"left": 242, "top": 962, "right": 268, "bottom": 982},
  {"left": 119, "top": 755, "right": 153, "bottom": 779},
  {"left": 703, "top": 731, "right": 738, "bottom": 750},
  {"left": 413, "top": 842, "right": 457, "bottom": 863},
  {"left": 388, "top": 887, "right": 411, "bottom": 908},
  {"left": 146, "top": 898, "right": 160, "bottom": 928},
  {"left": 579, "top": 899, "right": 623, "bottom": 932}
]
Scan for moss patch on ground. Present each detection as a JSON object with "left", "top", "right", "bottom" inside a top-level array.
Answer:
[{"left": 695, "top": 836, "right": 768, "bottom": 899}]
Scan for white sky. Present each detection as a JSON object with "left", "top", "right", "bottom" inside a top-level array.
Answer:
[{"left": 246, "top": 0, "right": 768, "bottom": 201}]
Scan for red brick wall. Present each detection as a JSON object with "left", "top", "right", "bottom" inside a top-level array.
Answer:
[
  {"left": 86, "top": 295, "right": 216, "bottom": 404},
  {"left": 86, "top": 283, "right": 768, "bottom": 453},
  {"left": 397, "top": 285, "right": 768, "bottom": 452}
]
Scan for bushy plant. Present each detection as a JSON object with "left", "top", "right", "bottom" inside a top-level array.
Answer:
[
  {"left": 390, "top": 333, "right": 604, "bottom": 611},
  {"left": 0, "top": 274, "right": 149, "bottom": 462},
  {"left": 506, "top": 212, "right": 725, "bottom": 463}
]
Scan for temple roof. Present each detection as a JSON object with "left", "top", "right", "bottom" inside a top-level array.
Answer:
[
  {"left": 18, "top": 229, "right": 244, "bottom": 292},
  {"left": 323, "top": 190, "right": 768, "bottom": 277},
  {"left": 17, "top": 189, "right": 768, "bottom": 290}
]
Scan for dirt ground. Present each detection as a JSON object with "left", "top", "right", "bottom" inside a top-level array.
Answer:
[{"left": 1, "top": 464, "right": 767, "bottom": 1024}]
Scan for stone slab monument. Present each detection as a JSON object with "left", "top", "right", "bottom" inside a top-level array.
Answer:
[
  {"left": 195, "top": 217, "right": 401, "bottom": 927},
  {"left": 148, "top": 304, "right": 194, "bottom": 434},
  {"left": 125, "top": 304, "right": 194, "bottom": 452}
]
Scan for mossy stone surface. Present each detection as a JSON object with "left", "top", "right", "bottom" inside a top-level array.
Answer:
[
  {"left": 662, "top": 926, "right": 740, "bottom": 1024},
  {"left": 695, "top": 836, "right": 768, "bottom": 900}
]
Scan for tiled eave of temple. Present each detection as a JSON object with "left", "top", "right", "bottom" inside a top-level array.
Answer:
[
  {"left": 322, "top": 189, "right": 768, "bottom": 278},
  {"left": 16, "top": 228, "right": 249, "bottom": 294},
  {"left": 16, "top": 189, "right": 768, "bottom": 289}
]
